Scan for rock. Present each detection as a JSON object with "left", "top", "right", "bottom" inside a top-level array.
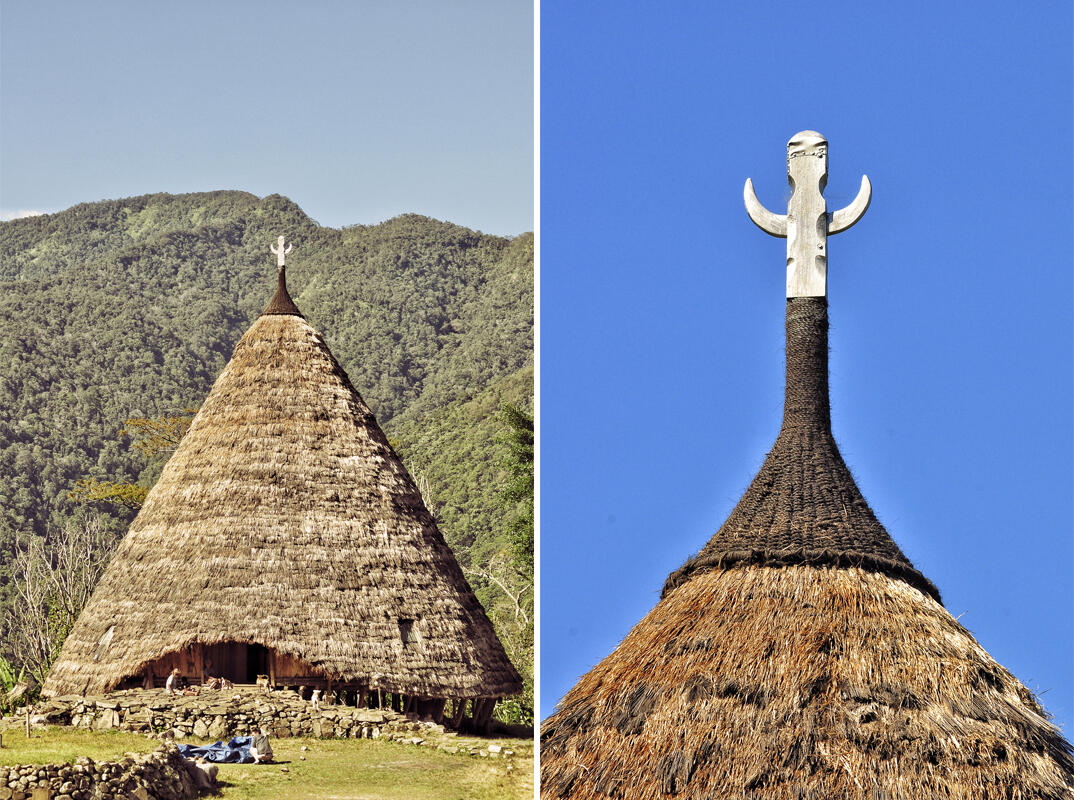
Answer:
[
  {"left": 488, "top": 744, "right": 502, "bottom": 753},
  {"left": 192, "top": 719, "right": 209, "bottom": 738},
  {"left": 300, "top": 745, "right": 308, "bottom": 751},
  {"left": 185, "top": 760, "right": 215, "bottom": 791},
  {"left": 207, "top": 715, "right": 228, "bottom": 740},
  {"left": 280, "top": 767, "right": 289, "bottom": 773}
]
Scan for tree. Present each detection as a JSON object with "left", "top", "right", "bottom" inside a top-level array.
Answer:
[
  {"left": 498, "top": 403, "right": 534, "bottom": 578},
  {"left": 120, "top": 411, "right": 196, "bottom": 459},
  {"left": 68, "top": 410, "right": 196, "bottom": 510},
  {"left": 2, "top": 517, "right": 118, "bottom": 687},
  {"left": 465, "top": 549, "right": 533, "bottom": 725},
  {"left": 68, "top": 478, "right": 149, "bottom": 509}
]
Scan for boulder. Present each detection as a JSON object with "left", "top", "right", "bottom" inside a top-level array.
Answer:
[{"left": 207, "top": 716, "right": 228, "bottom": 740}]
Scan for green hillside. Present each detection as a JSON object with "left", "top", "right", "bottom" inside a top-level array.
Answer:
[{"left": 0, "top": 191, "right": 533, "bottom": 709}]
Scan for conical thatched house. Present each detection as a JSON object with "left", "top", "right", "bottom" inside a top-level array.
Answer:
[
  {"left": 44, "top": 241, "right": 521, "bottom": 725},
  {"left": 541, "top": 133, "right": 1074, "bottom": 798}
]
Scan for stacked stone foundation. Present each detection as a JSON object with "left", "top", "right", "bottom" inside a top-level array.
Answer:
[
  {"left": 0, "top": 744, "right": 212, "bottom": 800},
  {"left": 15, "top": 688, "right": 438, "bottom": 743}
]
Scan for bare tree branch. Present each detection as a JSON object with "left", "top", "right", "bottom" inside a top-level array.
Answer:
[
  {"left": 464, "top": 550, "right": 533, "bottom": 627},
  {"left": 412, "top": 469, "right": 444, "bottom": 525},
  {"left": 2, "top": 518, "right": 118, "bottom": 686}
]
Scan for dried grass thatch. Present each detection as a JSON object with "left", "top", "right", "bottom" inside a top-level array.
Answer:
[
  {"left": 44, "top": 268, "right": 521, "bottom": 700},
  {"left": 542, "top": 297, "right": 1074, "bottom": 797},
  {"left": 542, "top": 565, "right": 1074, "bottom": 799}
]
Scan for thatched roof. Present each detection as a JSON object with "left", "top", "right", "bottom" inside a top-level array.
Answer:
[
  {"left": 44, "top": 265, "right": 521, "bottom": 699},
  {"left": 542, "top": 297, "right": 1074, "bottom": 798},
  {"left": 543, "top": 565, "right": 1074, "bottom": 798}
]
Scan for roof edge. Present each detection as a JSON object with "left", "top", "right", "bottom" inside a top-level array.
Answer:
[{"left": 661, "top": 547, "right": 942, "bottom": 604}]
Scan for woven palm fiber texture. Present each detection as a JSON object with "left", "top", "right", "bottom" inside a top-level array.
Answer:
[{"left": 665, "top": 297, "right": 939, "bottom": 602}]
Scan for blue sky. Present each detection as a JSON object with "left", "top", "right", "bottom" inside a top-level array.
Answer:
[
  {"left": 540, "top": 0, "right": 1074, "bottom": 738},
  {"left": 0, "top": 0, "right": 533, "bottom": 235}
]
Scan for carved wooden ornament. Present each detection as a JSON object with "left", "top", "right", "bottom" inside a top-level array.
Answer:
[{"left": 745, "top": 131, "right": 871, "bottom": 297}]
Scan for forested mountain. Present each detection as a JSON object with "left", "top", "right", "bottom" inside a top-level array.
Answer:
[{"left": 0, "top": 191, "right": 533, "bottom": 667}]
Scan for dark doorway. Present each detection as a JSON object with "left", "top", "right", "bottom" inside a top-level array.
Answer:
[{"left": 246, "top": 643, "right": 269, "bottom": 683}]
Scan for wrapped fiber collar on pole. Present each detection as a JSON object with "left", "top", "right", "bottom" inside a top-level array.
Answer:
[
  {"left": 262, "top": 266, "right": 303, "bottom": 317},
  {"left": 665, "top": 297, "right": 940, "bottom": 603}
]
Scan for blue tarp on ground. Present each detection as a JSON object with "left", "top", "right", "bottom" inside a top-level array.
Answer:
[{"left": 177, "top": 736, "right": 254, "bottom": 763}]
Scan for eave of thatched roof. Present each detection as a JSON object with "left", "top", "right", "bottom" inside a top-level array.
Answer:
[
  {"left": 541, "top": 565, "right": 1074, "bottom": 799},
  {"left": 45, "top": 301, "right": 520, "bottom": 699}
]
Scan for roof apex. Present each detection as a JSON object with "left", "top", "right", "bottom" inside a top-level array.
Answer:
[
  {"left": 665, "top": 297, "right": 940, "bottom": 603},
  {"left": 261, "top": 266, "right": 304, "bottom": 317}
]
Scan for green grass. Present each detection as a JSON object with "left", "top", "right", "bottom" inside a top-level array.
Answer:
[
  {"left": 214, "top": 737, "right": 533, "bottom": 800},
  {"left": 0, "top": 728, "right": 534, "bottom": 800},
  {"left": 0, "top": 727, "right": 157, "bottom": 765}
]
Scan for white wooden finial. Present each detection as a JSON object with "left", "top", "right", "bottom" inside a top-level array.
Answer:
[
  {"left": 269, "top": 235, "right": 294, "bottom": 267},
  {"left": 744, "top": 131, "right": 871, "bottom": 297}
]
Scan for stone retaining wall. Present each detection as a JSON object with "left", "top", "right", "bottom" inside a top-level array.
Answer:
[
  {"left": 0, "top": 744, "right": 213, "bottom": 800},
  {"left": 16, "top": 688, "right": 441, "bottom": 744}
]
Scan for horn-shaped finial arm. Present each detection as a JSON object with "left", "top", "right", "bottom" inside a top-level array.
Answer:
[
  {"left": 828, "top": 175, "right": 871, "bottom": 234},
  {"left": 744, "top": 179, "right": 788, "bottom": 238}
]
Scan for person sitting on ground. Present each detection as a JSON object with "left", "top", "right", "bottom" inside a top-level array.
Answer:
[
  {"left": 166, "top": 668, "right": 181, "bottom": 696},
  {"left": 200, "top": 661, "right": 232, "bottom": 689},
  {"left": 250, "top": 727, "right": 273, "bottom": 763}
]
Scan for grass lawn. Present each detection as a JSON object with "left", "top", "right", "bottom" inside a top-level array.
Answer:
[
  {"left": 215, "top": 737, "right": 533, "bottom": 800},
  {"left": 0, "top": 727, "right": 158, "bottom": 765},
  {"left": 0, "top": 727, "right": 534, "bottom": 800}
]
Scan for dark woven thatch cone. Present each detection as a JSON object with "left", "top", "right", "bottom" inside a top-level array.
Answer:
[
  {"left": 541, "top": 297, "right": 1074, "bottom": 798},
  {"left": 44, "top": 263, "right": 521, "bottom": 704}
]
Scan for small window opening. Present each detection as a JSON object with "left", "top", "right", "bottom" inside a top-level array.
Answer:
[{"left": 398, "top": 618, "right": 417, "bottom": 646}]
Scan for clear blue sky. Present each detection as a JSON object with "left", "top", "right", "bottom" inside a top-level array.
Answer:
[
  {"left": 540, "top": 0, "right": 1074, "bottom": 739},
  {"left": 0, "top": 0, "right": 533, "bottom": 235}
]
